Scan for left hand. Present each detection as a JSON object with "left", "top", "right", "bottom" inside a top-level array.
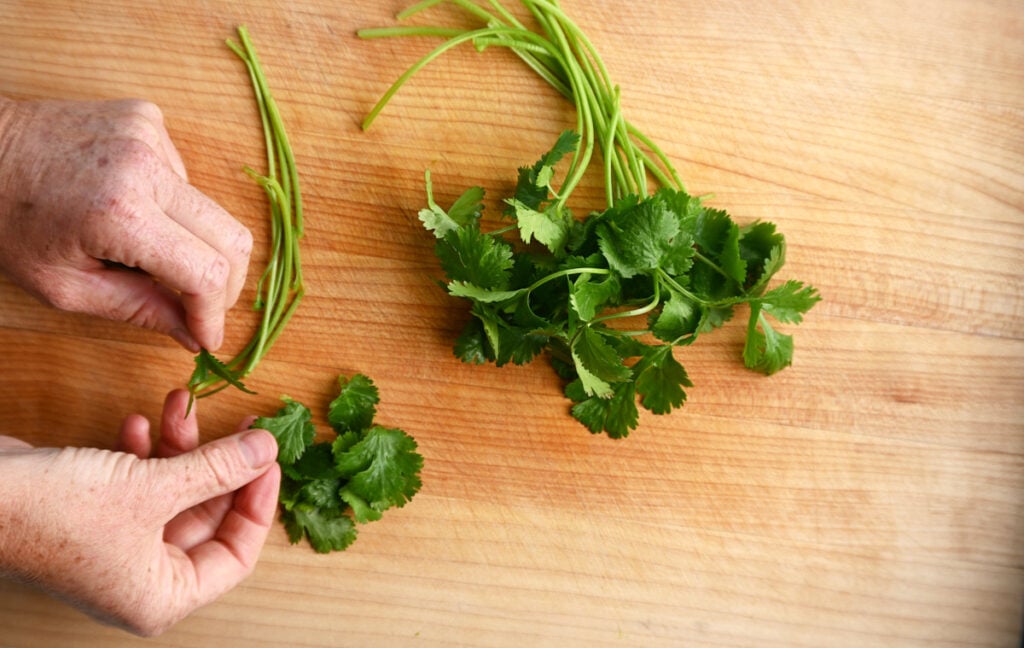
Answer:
[{"left": 0, "top": 390, "right": 281, "bottom": 636}]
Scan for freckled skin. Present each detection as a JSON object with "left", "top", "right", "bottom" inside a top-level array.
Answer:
[
  {"left": 0, "top": 96, "right": 254, "bottom": 353},
  {"left": 0, "top": 97, "right": 276, "bottom": 636},
  {"left": 0, "top": 390, "right": 280, "bottom": 636}
]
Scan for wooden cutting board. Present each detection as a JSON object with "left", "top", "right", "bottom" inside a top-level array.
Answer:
[{"left": 0, "top": 1, "right": 1021, "bottom": 646}]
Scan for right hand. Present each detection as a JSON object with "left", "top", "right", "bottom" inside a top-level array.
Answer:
[{"left": 0, "top": 97, "right": 253, "bottom": 352}]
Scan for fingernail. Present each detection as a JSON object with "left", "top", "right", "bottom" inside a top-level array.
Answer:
[
  {"left": 171, "top": 327, "right": 201, "bottom": 353},
  {"left": 210, "top": 327, "right": 224, "bottom": 352},
  {"left": 240, "top": 430, "right": 277, "bottom": 468}
]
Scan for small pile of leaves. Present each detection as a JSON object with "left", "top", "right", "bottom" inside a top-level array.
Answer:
[{"left": 253, "top": 374, "right": 423, "bottom": 553}]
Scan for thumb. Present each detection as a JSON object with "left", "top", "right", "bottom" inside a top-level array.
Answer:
[{"left": 159, "top": 429, "right": 278, "bottom": 513}]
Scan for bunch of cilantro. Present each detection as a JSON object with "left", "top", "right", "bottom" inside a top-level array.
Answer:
[
  {"left": 254, "top": 374, "right": 423, "bottom": 552},
  {"left": 420, "top": 132, "right": 819, "bottom": 437},
  {"left": 361, "top": 0, "right": 820, "bottom": 437}
]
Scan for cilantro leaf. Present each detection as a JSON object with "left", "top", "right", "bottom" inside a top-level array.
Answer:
[
  {"left": 509, "top": 130, "right": 580, "bottom": 212},
  {"left": 448, "top": 185, "right": 486, "bottom": 223},
  {"left": 570, "top": 273, "right": 621, "bottom": 322},
  {"left": 743, "top": 306, "right": 795, "bottom": 375},
  {"left": 288, "top": 442, "right": 338, "bottom": 481},
  {"left": 571, "top": 326, "right": 632, "bottom": 396},
  {"left": 757, "top": 280, "right": 821, "bottom": 324},
  {"left": 447, "top": 281, "right": 525, "bottom": 303},
  {"left": 419, "top": 169, "right": 484, "bottom": 239},
  {"left": 328, "top": 374, "right": 380, "bottom": 434},
  {"left": 282, "top": 507, "right": 358, "bottom": 554},
  {"left": 739, "top": 221, "right": 785, "bottom": 293},
  {"left": 650, "top": 288, "right": 701, "bottom": 342},
  {"left": 569, "top": 380, "right": 639, "bottom": 439},
  {"left": 634, "top": 346, "right": 692, "bottom": 415},
  {"left": 597, "top": 197, "right": 681, "bottom": 278},
  {"left": 507, "top": 199, "right": 570, "bottom": 254},
  {"left": 689, "top": 207, "right": 746, "bottom": 295},
  {"left": 186, "top": 348, "right": 256, "bottom": 415},
  {"left": 253, "top": 397, "right": 315, "bottom": 464},
  {"left": 453, "top": 317, "right": 492, "bottom": 364},
  {"left": 435, "top": 224, "right": 514, "bottom": 290},
  {"left": 334, "top": 426, "right": 424, "bottom": 521},
  {"left": 493, "top": 325, "right": 549, "bottom": 366}
]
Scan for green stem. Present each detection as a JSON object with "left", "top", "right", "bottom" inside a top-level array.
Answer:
[
  {"left": 526, "top": 266, "right": 610, "bottom": 294},
  {"left": 592, "top": 276, "right": 660, "bottom": 324}
]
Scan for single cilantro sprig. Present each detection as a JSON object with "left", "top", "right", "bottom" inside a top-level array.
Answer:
[
  {"left": 186, "top": 26, "right": 305, "bottom": 412},
  {"left": 253, "top": 374, "right": 424, "bottom": 553},
  {"left": 361, "top": 2, "right": 820, "bottom": 437}
]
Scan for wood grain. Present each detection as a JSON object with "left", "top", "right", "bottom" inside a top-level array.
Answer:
[{"left": 0, "top": 0, "right": 1022, "bottom": 646}]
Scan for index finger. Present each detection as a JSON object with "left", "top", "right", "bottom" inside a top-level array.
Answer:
[
  {"left": 153, "top": 172, "right": 253, "bottom": 313},
  {"left": 181, "top": 463, "right": 281, "bottom": 600},
  {"left": 83, "top": 193, "right": 231, "bottom": 351}
]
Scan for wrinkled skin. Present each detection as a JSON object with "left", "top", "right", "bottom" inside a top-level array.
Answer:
[
  {"left": 0, "top": 97, "right": 277, "bottom": 636},
  {"left": 0, "top": 97, "right": 253, "bottom": 351},
  {"left": 0, "top": 391, "right": 281, "bottom": 636}
]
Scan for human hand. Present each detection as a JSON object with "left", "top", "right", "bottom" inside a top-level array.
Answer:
[
  {"left": 0, "top": 390, "right": 280, "bottom": 636},
  {"left": 0, "top": 97, "right": 253, "bottom": 352}
]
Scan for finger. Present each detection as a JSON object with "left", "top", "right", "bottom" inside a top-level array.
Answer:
[
  {"left": 180, "top": 463, "right": 280, "bottom": 604},
  {"left": 153, "top": 175, "right": 253, "bottom": 315},
  {"left": 117, "top": 414, "right": 152, "bottom": 458},
  {"left": 155, "top": 389, "right": 200, "bottom": 458},
  {"left": 159, "top": 429, "right": 278, "bottom": 514},
  {"left": 236, "top": 415, "right": 258, "bottom": 434},
  {"left": 65, "top": 264, "right": 200, "bottom": 352},
  {"left": 82, "top": 193, "right": 231, "bottom": 351},
  {"left": 0, "top": 435, "right": 33, "bottom": 450},
  {"left": 163, "top": 494, "right": 234, "bottom": 551},
  {"left": 162, "top": 415, "right": 269, "bottom": 551}
]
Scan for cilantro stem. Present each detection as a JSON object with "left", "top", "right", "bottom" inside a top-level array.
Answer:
[
  {"left": 526, "top": 266, "right": 609, "bottom": 294},
  {"left": 592, "top": 276, "right": 660, "bottom": 324},
  {"left": 361, "top": 26, "right": 562, "bottom": 131},
  {"left": 656, "top": 269, "right": 705, "bottom": 307},
  {"left": 187, "top": 26, "right": 305, "bottom": 401},
  {"left": 361, "top": 0, "right": 678, "bottom": 211},
  {"left": 359, "top": 26, "right": 466, "bottom": 39},
  {"left": 396, "top": 0, "right": 448, "bottom": 20}
]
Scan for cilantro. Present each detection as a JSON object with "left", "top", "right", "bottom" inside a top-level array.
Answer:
[
  {"left": 254, "top": 374, "right": 423, "bottom": 553},
  {"left": 254, "top": 397, "right": 315, "bottom": 464},
  {"left": 187, "top": 27, "right": 305, "bottom": 406},
  {"left": 186, "top": 349, "right": 255, "bottom": 415},
  {"left": 328, "top": 374, "right": 379, "bottom": 433},
  {"left": 360, "top": 2, "right": 821, "bottom": 437}
]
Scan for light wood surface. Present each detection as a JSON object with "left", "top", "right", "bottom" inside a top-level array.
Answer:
[{"left": 1, "top": 1, "right": 1022, "bottom": 646}]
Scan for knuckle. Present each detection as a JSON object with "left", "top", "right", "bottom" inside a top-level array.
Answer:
[
  {"left": 233, "top": 225, "right": 254, "bottom": 262},
  {"left": 195, "top": 443, "right": 241, "bottom": 493},
  {"left": 126, "top": 99, "right": 164, "bottom": 125},
  {"left": 194, "top": 253, "right": 230, "bottom": 295},
  {"left": 116, "top": 99, "right": 165, "bottom": 140},
  {"left": 122, "top": 292, "right": 164, "bottom": 331}
]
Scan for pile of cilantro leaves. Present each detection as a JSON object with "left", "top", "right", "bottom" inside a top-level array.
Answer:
[
  {"left": 253, "top": 374, "right": 423, "bottom": 552},
  {"left": 422, "top": 131, "right": 820, "bottom": 438}
]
